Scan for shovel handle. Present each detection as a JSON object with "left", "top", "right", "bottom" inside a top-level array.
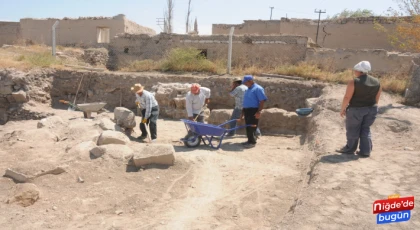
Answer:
[{"left": 59, "top": 100, "right": 69, "bottom": 104}]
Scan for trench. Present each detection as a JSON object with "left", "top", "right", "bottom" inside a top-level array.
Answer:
[{"left": 0, "top": 69, "right": 327, "bottom": 228}]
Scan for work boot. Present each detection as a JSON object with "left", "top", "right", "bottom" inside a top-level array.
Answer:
[
  {"left": 243, "top": 143, "right": 256, "bottom": 149},
  {"left": 335, "top": 146, "right": 354, "bottom": 154},
  {"left": 137, "top": 135, "right": 147, "bottom": 140},
  {"left": 356, "top": 151, "right": 370, "bottom": 158}
]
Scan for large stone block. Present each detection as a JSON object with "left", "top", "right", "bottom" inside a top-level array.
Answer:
[
  {"left": 11, "top": 90, "right": 28, "bottom": 103},
  {"left": 114, "top": 107, "right": 136, "bottom": 128},
  {"left": 90, "top": 144, "right": 134, "bottom": 163},
  {"left": 208, "top": 109, "right": 232, "bottom": 126},
  {"left": 132, "top": 144, "right": 175, "bottom": 167},
  {"left": 97, "top": 130, "right": 130, "bottom": 146},
  {"left": 98, "top": 117, "right": 122, "bottom": 131}
]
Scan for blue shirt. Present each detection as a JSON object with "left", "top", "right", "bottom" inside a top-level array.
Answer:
[{"left": 243, "top": 83, "right": 268, "bottom": 108}]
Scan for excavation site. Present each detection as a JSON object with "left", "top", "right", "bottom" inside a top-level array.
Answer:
[{"left": 1, "top": 68, "right": 419, "bottom": 230}]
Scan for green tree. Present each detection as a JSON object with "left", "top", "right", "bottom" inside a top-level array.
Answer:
[
  {"left": 375, "top": 0, "right": 420, "bottom": 52},
  {"left": 330, "top": 9, "right": 375, "bottom": 19}
]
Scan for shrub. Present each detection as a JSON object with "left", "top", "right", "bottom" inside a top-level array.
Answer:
[{"left": 160, "top": 47, "right": 220, "bottom": 73}]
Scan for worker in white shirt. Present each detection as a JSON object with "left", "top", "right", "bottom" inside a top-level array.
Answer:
[
  {"left": 185, "top": 83, "right": 210, "bottom": 123},
  {"left": 131, "top": 83, "right": 159, "bottom": 142}
]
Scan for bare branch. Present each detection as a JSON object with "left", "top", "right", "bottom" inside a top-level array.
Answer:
[{"left": 186, "top": 0, "right": 192, "bottom": 34}]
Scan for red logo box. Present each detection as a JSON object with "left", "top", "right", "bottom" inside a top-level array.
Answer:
[{"left": 373, "top": 196, "right": 414, "bottom": 214}]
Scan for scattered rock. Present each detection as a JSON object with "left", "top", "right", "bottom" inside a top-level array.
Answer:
[
  {"left": 7, "top": 183, "right": 40, "bottom": 207},
  {"left": 114, "top": 107, "right": 136, "bottom": 129},
  {"left": 97, "top": 130, "right": 130, "bottom": 146},
  {"left": 4, "top": 168, "right": 30, "bottom": 183},
  {"left": 90, "top": 144, "right": 134, "bottom": 163},
  {"left": 68, "top": 141, "right": 97, "bottom": 161},
  {"left": 4, "top": 162, "right": 67, "bottom": 183},
  {"left": 115, "top": 210, "right": 123, "bottom": 215},
  {"left": 404, "top": 147, "right": 414, "bottom": 151},
  {"left": 77, "top": 176, "right": 84, "bottom": 183},
  {"left": 37, "top": 116, "right": 66, "bottom": 129},
  {"left": 11, "top": 90, "right": 28, "bottom": 103},
  {"left": 132, "top": 144, "right": 175, "bottom": 167},
  {"left": 98, "top": 118, "right": 121, "bottom": 131},
  {"left": 52, "top": 206, "right": 58, "bottom": 211}
]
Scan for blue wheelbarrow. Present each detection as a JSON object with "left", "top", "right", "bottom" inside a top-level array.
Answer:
[{"left": 180, "top": 119, "right": 255, "bottom": 149}]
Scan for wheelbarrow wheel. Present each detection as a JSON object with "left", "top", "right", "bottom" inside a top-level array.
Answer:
[{"left": 183, "top": 133, "right": 201, "bottom": 148}]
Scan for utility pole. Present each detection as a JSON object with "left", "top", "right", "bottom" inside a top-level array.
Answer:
[
  {"left": 270, "top": 7, "right": 274, "bottom": 20},
  {"left": 314, "top": 9, "right": 326, "bottom": 44}
]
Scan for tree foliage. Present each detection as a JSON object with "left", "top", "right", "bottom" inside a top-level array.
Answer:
[
  {"left": 375, "top": 0, "right": 420, "bottom": 52},
  {"left": 330, "top": 9, "right": 375, "bottom": 19}
]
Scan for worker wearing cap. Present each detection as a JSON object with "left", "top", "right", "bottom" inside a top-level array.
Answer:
[
  {"left": 131, "top": 84, "right": 159, "bottom": 142},
  {"left": 336, "top": 61, "right": 382, "bottom": 157},
  {"left": 240, "top": 75, "right": 268, "bottom": 148},
  {"left": 227, "top": 77, "right": 261, "bottom": 137},
  {"left": 186, "top": 83, "right": 210, "bottom": 123}
]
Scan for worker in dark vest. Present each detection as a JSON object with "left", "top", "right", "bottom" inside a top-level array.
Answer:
[{"left": 336, "top": 61, "right": 382, "bottom": 157}]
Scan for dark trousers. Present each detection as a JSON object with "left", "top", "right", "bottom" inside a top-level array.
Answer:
[
  {"left": 140, "top": 106, "right": 159, "bottom": 139},
  {"left": 344, "top": 106, "right": 378, "bottom": 155},
  {"left": 244, "top": 108, "right": 259, "bottom": 144},
  {"left": 193, "top": 113, "right": 204, "bottom": 123}
]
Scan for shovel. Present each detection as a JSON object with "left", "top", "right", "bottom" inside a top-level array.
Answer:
[
  {"left": 59, "top": 100, "right": 79, "bottom": 111},
  {"left": 193, "top": 104, "right": 208, "bottom": 122}
]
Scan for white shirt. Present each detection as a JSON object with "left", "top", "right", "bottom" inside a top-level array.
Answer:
[
  {"left": 229, "top": 84, "right": 247, "bottom": 109},
  {"left": 185, "top": 87, "right": 211, "bottom": 117},
  {"left": 135, "top": 90, "right": 158, "bottom": 118}
]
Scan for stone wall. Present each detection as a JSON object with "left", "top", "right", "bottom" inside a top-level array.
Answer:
[
  {"left": 306, "top": 48, "right": 418, "bottom": 74},
  {"left": 207, "top": 109, "right": 310, "bottom": 135},
  {"left": 107, "top": 33, "right": 309, "bottom": 70},
  {"left": 213, "top": 17, "right": 401, "bottom": 50},
  {"left": 18, "top": 14, "right": 155, "bottom": 47},
  {"left": 0, "top": 68, "right": 325, "bottom": 124},
  {"left": 0, "top": 69, "right": 54, "bottom": 124},
  {"left": 47, "top": 70, "right": 324, "bottom": 114},
  {"left": 0, "top": 22, "right": 21, "bottom": 46}
]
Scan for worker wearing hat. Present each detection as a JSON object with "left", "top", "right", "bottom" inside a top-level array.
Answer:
[
  {"left": 185, "top": 83, "right": 211, "bottom": 122},
  {"left": 336, "top": 61, "right": 382, "bottom": 157},
  {"left": 228, "top": 77, "right": 261, "bottom": 137},
  {"left": 131, "top": 84, "right": 159, "bottom": 142},
  {"left": 239, "top": 75, "right": 267, "bottom": 148}
]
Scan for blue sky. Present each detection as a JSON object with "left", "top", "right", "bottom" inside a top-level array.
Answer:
[{"left": 0, "top": 0, "right": 399, "bottom": 34}]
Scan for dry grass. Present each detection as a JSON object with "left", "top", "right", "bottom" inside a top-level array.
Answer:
[{"left": 121, "top": 60, "right": 159, "bottom": 72}]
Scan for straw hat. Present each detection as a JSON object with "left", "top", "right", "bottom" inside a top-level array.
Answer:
[
  {"left": 232, "top": 77, "right": 242, "bottom": 82},
  {"left": 131, "top": 83, "right": 144, "bottom": 93}
]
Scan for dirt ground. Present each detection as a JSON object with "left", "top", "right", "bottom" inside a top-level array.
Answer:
[{"left": 0, "top": 85, "right": 419, "bottom": 230}]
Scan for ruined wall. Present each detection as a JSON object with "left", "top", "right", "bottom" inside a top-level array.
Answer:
[
  {"left": 124, "top": 19, "right": 156, "bottom": 35},
  {"left": 1, "top": 68, "right": 324, "bottom": 125},
  {"left": 107, "top": 33, "right": 308, "bottom": 70},
  {"left": 0, "top": 22, "right": 21, "bottom": 46},
  {"left": 213, "top": 17, "right": 399, "bottom": 50},
  {"left": 47, "top": 70, "right": 323, "bottom": 113},
  {"left": 19, "top": 14, "right": 155, "bottom": 47},
  {"left": 306, "top": 48, "right": 418, "bottom": 74}
]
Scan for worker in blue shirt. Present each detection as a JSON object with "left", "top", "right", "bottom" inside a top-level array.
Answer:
[{"left": 239, "top": 75, "right": 268, "bottom": 148}]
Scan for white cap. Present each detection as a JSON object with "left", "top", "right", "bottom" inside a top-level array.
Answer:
[{"left": 353, "top": 61, "right": 371, "bottom": 73}]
